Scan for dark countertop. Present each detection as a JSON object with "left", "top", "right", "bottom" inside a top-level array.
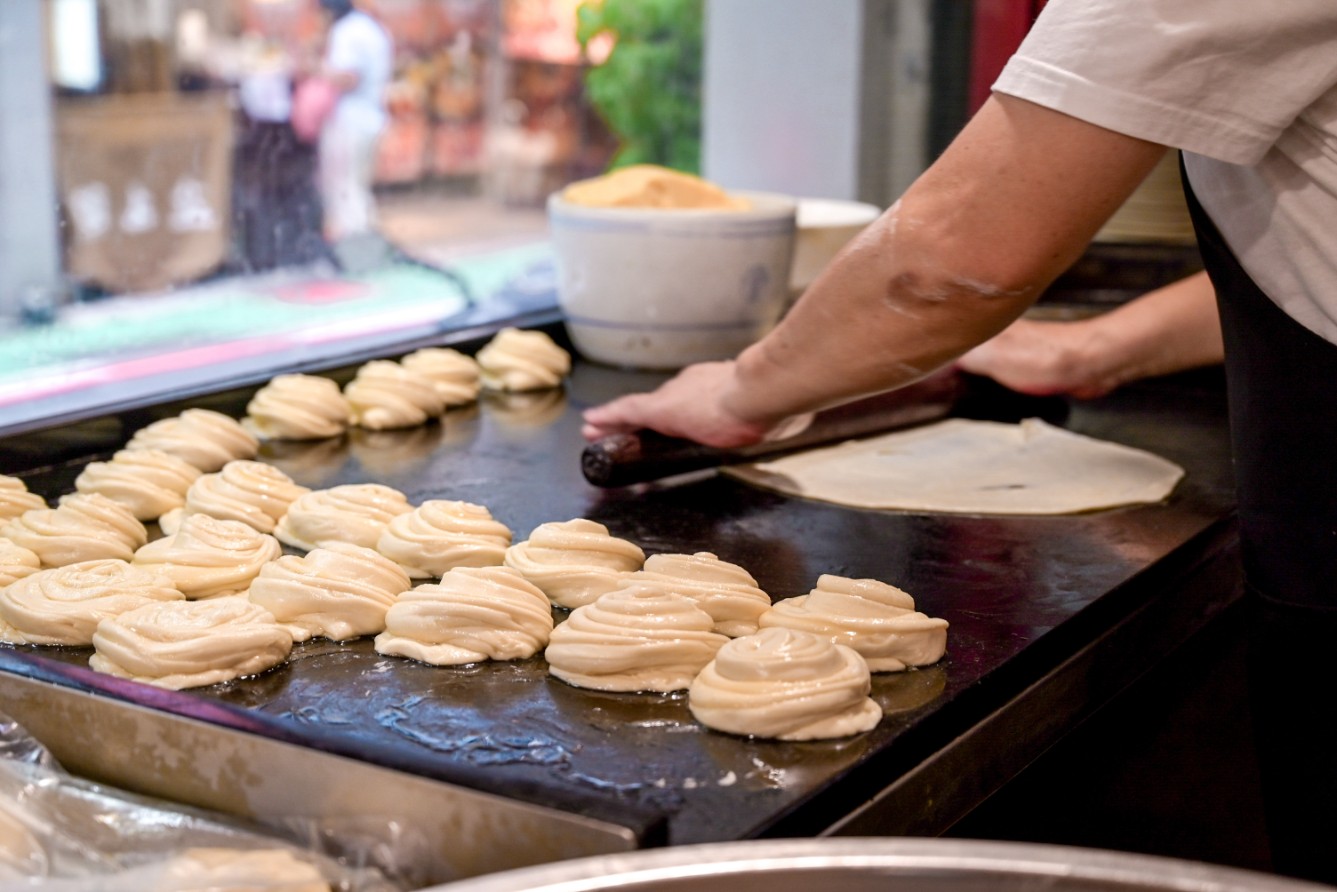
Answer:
[{"left": 0, "top": 316, "right": 1240, "bottom": 857}]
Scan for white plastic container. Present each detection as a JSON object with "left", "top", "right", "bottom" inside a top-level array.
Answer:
[{"left": 547, "top": 191, "right": 797, "bottom": 370}]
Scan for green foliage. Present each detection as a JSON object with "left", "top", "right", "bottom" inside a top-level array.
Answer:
[{"left": 576, "top": 0, "right": 703, "bottom": 174}]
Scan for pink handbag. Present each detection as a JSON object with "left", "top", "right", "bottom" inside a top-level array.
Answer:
[{"left": 291, "top": 76, "right": 340, "bottom": 143}]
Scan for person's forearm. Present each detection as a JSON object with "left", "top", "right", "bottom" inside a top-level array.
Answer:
[
  {"left": 718, "top": 95, "right": 1169, "bottom": 428},
  {"left": 1080, "top": 270, "right": 1221, "bottom": 389},
  {"left": 956, "top": 270, "right": 1221, "bottom": 398},
  {"left": 581, "top": 95, "right": 1170, "bottom": 447}
]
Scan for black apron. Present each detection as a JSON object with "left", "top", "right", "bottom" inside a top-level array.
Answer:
[{"left": 1183, "top": 156, "right": 1337, "bottom": 884}]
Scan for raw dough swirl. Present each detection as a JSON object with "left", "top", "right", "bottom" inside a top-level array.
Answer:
[
  {"left": 247, "top": 542, "right": 411, "bottom": 642},
  {"left": 0, "top": 559, "right": 184, "bottom": 646},
  {"left": 244, "top": 373, "right": 352, "bottom": 440},
  {"left": 274, "top": 483, "right": 413, "bottom": 551},
  {"left": 344, "top": 360, "right": 445, "bottom": 430},
  {"left": 140, "top": 848, "right": 330, "bottom": 892},
  {"left": 124, "top": 408, "right": 259, "bottom": 472},
  {"left": 1, "top": 493, "right": 148, "bottom": 567},
  {"left": 133, "top": 513, "right": 281, "bottom": 599},
  {"left": 504, "top": 518, "right": 644, "bottom": 609},
  {"left": 376, "top": 499, "right": 512, "bottom": 579},
  {"left": 73, "top": 448, "right": 202, "bottom": 521},
  {"left": 688, "top": 627, "right": 882, "bottom": 740},
  {"left": 476, "top": 327, "right": 571, "bottom": 392},
  {"left": 89, "top": 596, "right": 292, "bottom": 690},
  {"left": 401, "top": 347, "right": 481, "bottom": 406},
  {"left": 375, "top": 566, "right": 553, "bottom": 665},
  {"left": 0, "top": 476, "right": 45, "bottom": 523},
  {"left": 160, "top": 459, "right": 310, "bottom": 535},
  {"left": 544, "top": 584, "right": 728, "bottom": 692},
  {"left": 626, "top": 552, "right": 771, "bottom": 637},
  {"left": 760, "top": 574, "right": 948, "bottom": 672},
  {"left": 0, "top": 540, "right": 39, "bottom": 588}
]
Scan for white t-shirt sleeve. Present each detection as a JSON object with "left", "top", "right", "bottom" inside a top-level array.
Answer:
[{"left": 993, "top": 0, "right": 1337, "bottom": 165}]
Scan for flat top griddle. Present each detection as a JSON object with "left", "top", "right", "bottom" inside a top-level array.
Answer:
[{"left": 0, "top": 320, "right": 1238, "bottom": 851}]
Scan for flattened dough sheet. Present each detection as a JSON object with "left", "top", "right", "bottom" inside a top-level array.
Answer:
[{"left": 725, "top": 418, "right": 1185, "bottom": 515}]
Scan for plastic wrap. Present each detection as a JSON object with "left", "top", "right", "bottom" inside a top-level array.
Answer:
[{"left": 0, "top": 709, "right": 401, "bottom": 891}]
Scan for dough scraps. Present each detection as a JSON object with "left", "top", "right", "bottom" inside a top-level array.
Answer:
[{"left": 726, "top": 417, "right": 1185, "bottom": 515}]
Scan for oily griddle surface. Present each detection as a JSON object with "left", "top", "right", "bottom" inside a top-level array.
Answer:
[{"left": 4, "top": 355, "right": 1236, "bottom": 845}]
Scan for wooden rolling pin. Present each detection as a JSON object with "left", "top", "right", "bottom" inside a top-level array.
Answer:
[{"left": 581, "top": 370, "right": 968, "bottom": 488}]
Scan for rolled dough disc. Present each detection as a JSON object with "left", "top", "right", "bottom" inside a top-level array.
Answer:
[{"left": 725, "top": 417, "right": 1185, "bottom": 515}]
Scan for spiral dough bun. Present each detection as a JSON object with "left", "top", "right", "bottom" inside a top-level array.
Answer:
[
  {"left": 476, "top": 327, "right": 571, "bottom": 392},
  {"left": 248, "top": 542, "right": 412, "bottom": 642},
  {"left": 689, "top": 627, "right": 882, "bottom": 741},
  {"left": 133, "top": 513, "right": 281, "bottom": 600},
  {"left": 89, "top": 596, "right": 292, "bottom": 690},
  {"left": 74, "top": 449, "right": 202, "bottom": 521},
  {"left": 124, "top": 408, "right": 259, "bottom": 472},
  {"left": 274, "top": 483, "right": 413, "bottom": 552},
  {"left": 244, "top": 373, "right": 352, "bottom": 440},
  {"left": 376, "top": 499, "right": 513, "bottom": 579},
  {"left": 759, "top": 574, "right": 948, "bottom": 672},
  {"left": 503, "top": 518, "right": 644, "bottom": 609},
  {"left": 344, "top": 360, "right": 445, "bottom": 430},
  {"left": 1, "top": 493, "right": 148, "bottom": 568},
  {"left": 400, "top": 347, "right": 482, "bottom": 407},
  {"left": 544, "top": 583, "right": 728, "bottom": 692},
  {"left": 375, "top": 566, "right": 553, "bottom": 666},
  {"left": 0, "top": 476, "right": 45, "bottom": 523},
  {"left": 0, "top": 559, "right": 184, "bottom": 646}
]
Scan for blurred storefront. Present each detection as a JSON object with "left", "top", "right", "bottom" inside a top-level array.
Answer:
[{"left": 8, "top": 0, "right": 617, "bottom": 305}]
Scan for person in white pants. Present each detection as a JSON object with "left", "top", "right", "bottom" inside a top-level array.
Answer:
[{"left": 317, "top": 0, "right": 392, "bottom": 242}]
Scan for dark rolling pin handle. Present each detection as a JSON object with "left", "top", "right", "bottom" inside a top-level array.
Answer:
[
  {"left": 581, "top": 370, "right": 968, "bottom": 488},
  {"left": 582, "top": 431, "right": 740, "bottom": 489}
]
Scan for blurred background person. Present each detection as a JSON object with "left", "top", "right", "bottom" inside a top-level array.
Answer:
[{"left": 316, "top": 0, "right": 393, "bottom": 246}]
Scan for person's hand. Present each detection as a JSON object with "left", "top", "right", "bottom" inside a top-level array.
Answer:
[
  {"left": 581, "top": 361, "right": 808, "bottom": 448},
  {"left": 955, "top": 317, "right": 1117, "bottom": 398},
  {"left": 956, "top": 271, "right": 1223, "bottom": 399}
]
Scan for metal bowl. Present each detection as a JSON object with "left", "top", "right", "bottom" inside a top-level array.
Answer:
[{"left": 426, "top": 838, "right": 1330, "bottom": 892}]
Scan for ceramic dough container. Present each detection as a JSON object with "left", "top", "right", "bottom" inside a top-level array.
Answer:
[{"left": 548, "top": 191, "right": 796, "bottom": 369}]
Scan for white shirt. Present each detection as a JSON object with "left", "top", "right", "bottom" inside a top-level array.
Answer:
[
  {"left": 325, "top": 10, "right": 393, "bottom": 133},
  {"left": 993, "top": 0, "right": 1337, "bottom": 346}
]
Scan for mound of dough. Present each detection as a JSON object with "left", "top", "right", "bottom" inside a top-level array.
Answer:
[
  {"left": 90, "top": 596, "right": 292, "bottom": 690},
  {"left": 133, "top": 514, "right": 281, "bottom": 600},
  {"left": 375, "top": 566, "right": 553, "bottom": 665},
  {"left": 562, "top": 164, "right": 750, "bottom": 210},
  {"left": 274, "top": 483, "right": 413, "bottom": 551},
  {"left": 545, "top": 584, "right": 728, "bottom": 692},
  {"left": 476, "top": 327, "right": 571, "bottom": 392},
  {"left": 0, "top": 476, "right": 45, "bottom": 523},
  {"left": 401, "top": 347, "right": 482, "bottom": 406},
  {"left": 376, "top": 499, "right": 512, "bottom": 579},
  {"left": 626, "top": 552, "right": 771, "bottom": 637},
  {"left": 689, "top": 627, "right": 881, "bottom": 740},
  {"left": 132, "top": 847, "right": 329, "bottom": 892},
  {"left": 1, "top": 493, "right": 147, "bottom": 567},
  {"left": 344, "top": 360, "right": 445, "bottom": 430},
  {"left": 125, "top": 408, "right": 259, "bottom": 472},
  {"left": 160, "top": 460, "right": 310, "bottom": 535},
  {"left": 0, "top": 559, "right": 183, "bottom": 646},
  {"left": 0, "top": 540, "right": 40, "bottom": 588},
  {"left": 760, "top": 574, "right": 947, "bottom": 672},
  {"left": 244, "top": 373, "right": 353, "bottom": 441},
  {"left": 504, "top": 518, "right": 644, "bottom": 609},
  {"left": 484, "top": 388, "right": 568, "bottom": 428},
  {"left": 728, "top": 417, "right": 1185, "bottom": 515},
  {"left": 74, "top": 448, "right": 202, "bottom": 521},
  {"left": 248, "top": 542, "right": 411, "bottom": 642}
]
